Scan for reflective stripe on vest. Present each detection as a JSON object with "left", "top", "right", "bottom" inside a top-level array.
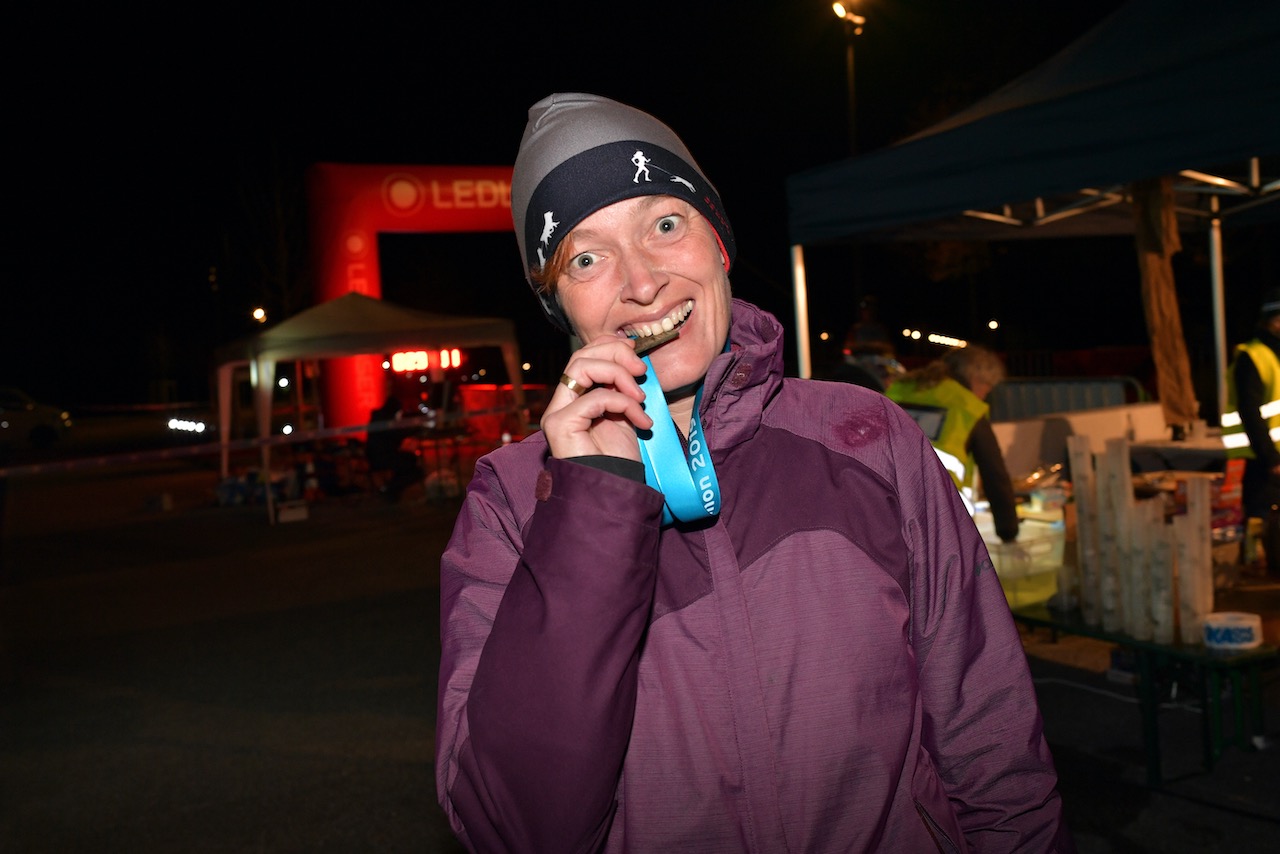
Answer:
[
  {"left": 1221, "top": 423, "right": 1280, "bottom": 449},
  {"left": 932, "top": 446, "right": 967, "bottom": 484},
  {"left": 1221, "top": 397, "right": 1280, "bottom": 427},
  {"left": 929, "top": 444, "right": 978, "bottom": 518}
]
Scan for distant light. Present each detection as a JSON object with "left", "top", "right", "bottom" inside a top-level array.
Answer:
[
  {"left": 478, "top": 368, "right": 487, "bottom": 377},
  {"left": 167, "top": 418, "right": 206, "bottom": 434},
  {"left": 988, "top": 319, "right": 999, "bottom": 330},
  {"left": 927, "top": 333, "right": 968, "bottom": 348},
  {"left": 419, "top": 375, "right": 428, "bottom": 384},
  {"left": 910, "top": 330, "right": 922, "bottom": 340},
  {"left": 902, "top": 328, "right": 913, "bottom": 337},
  {"left": 252, "top": 307, "right": 266, "bottom": 323},
  {"left": 832, "top": 2, "right": 866, "bottom": 31},
  {"left": 282, "top": 424, "right": 293, "bottom": 435},
  {"left": 382, "top": 359, "right": 391, "bottom": 370},
  {"left": 277, "top": 377, "right": 289, "bottom": 389},
  {"left": 819, "top": 331, "right": 830, "bottom": 341},
  {"left": 522, "top": 362, "right": 532, "bottom": 372}
]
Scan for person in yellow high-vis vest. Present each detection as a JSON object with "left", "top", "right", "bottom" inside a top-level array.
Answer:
[
  {"left": 886, "top": 345, "right": 1020, "bottom": 543},
  {"left": 1222, "top": 288, "right": 1280, "bottom": 522}
]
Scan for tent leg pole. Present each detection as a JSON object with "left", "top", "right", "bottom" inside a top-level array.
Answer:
[
  {"left": 253, "top": 358, "right": 278, "bottom": 525},
  {"left": 791, "top": 244, "right": 812, "bottom": 379},
  {"left": 1210, "top": 201, "right": 1226, "bottom": 425}
]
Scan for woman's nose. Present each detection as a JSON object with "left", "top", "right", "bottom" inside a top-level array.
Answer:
[{"left": 619, "top": 248, "right": 666, "bottom": 303}]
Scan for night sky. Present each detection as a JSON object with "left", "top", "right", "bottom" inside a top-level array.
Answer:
[{"left": 13, "top": 0, "right": 1247, "bottom": 408}]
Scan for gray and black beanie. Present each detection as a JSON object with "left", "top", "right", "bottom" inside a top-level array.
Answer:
[{"left": 512, "top": 93, "right": 736, "bottom": 334}]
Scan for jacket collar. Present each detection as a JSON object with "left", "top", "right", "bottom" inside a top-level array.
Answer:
[{"left": 699, "top": 299, "right": 786, "bottom": 452}]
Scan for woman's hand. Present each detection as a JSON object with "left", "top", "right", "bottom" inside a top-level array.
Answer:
[{"left": 541, "top": 335, "right": 653, "bottom": 461}]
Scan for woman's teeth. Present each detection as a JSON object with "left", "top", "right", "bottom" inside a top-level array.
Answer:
[{"left": 627, "top": 300, "right": 693, "bottom": 339}]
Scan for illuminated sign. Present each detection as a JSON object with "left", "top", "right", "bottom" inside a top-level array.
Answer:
[
  {"left": 390, "top": 349, "right": 463, "bottom": 373},
  {"left": 392, "top": 351, "right": 429, "bottom": 372}
]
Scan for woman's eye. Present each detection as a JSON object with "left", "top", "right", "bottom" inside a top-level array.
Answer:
[
  {"left": 567, "top": 252, "right": 600, "bottom": 278},
  {"left": 656, "top": 215, "right": 681, "bottom": 234}
]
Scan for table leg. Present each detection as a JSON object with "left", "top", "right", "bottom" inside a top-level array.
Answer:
[
  {"left": 1229, "top": 669, "right": 1248, "bottom": 752},
  {"left": 1207, "top": 667, "right": 1224, "bottom": 766},
  {"left": 1136, "top": 650, "right": 1162, "bottom": 788},
  {"left": 1198, "top": 665, "right": 1215, "bottom": 772},
  {"left": 1247, "top": 665, "right": 1269, "bottom": 750}
]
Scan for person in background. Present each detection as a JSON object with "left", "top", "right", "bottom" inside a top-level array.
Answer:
[
  {"left": 364, "top": 394, "right": 421, "bottom": 502},
  {"left": 847, "top": 294, "right": 891, "bottom": 350},
  {"left": 815, "top": 353, "right": 889, "bottom": 392},
  {"left": 886, "top": 344, "right": 1021, "bottom": 543},
  {"left": 830, "top": 296, "right": 905, "bottom": 392},
  {"left": 435, "top": 92, "right": 1070, "bottom": 853},
  {"left": 1222, "top": 288, "right": 1280, "bottom": 553},
  {"left": 815, "top": 338, "right": 905, "bottom": 394}
]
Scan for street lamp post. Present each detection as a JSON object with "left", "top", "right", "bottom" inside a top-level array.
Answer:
[
  {"left": 832, "top": 2, "right": 865, "bottom": 156},
  {"left": 826, "top": 2, "right": 869, "bottom": 384}
]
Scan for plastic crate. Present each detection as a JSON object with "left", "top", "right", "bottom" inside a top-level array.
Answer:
[{"left": 974, "top": 514, "right": 1065, "bottom": 608}]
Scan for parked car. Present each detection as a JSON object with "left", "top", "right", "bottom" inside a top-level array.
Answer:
[{"left": 0, "top": 387, "right": 73, "bottom": 450}]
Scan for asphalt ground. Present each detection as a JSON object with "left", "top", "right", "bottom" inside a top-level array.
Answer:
[{"left": 1, "top": 418, "right": 1278, "bottom": 852}]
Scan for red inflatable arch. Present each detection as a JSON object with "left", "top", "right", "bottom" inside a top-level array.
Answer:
[{"left": 306, "top": 163, "right": 515, "bottom": 429}]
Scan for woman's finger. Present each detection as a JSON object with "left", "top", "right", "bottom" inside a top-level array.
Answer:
[
  {"left": 542, "top": 386, "right": 653, "bottom": 460},
  {"left": 558, "top": 373, "right": 590, "bottom": 397},
  {"left": 550, "top": 356, "right": 647, "bottom": 409}
]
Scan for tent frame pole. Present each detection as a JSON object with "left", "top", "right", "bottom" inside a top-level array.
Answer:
[
  {"left": 1209, "top": 195, "right": 1226, "bottom": 424},
  {"left": 790, "top": 244, "right": 812, "bottom": 379}
]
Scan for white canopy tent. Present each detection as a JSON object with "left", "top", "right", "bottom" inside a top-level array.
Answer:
[{"left": 215, "top": 293, "right": 525, "bottom": 518}]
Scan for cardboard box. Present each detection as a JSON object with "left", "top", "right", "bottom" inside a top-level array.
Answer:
[{"left": 276, "top": 500, "right": 309, "bottom": 523}]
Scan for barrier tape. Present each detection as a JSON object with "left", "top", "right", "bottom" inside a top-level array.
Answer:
[{"left": 0, "top": 408, "right": 523, "bottom": 480}]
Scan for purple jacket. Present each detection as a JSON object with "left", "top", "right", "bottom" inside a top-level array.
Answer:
[{"left": 437, "top": 300, "right": 1072, "bottom": 853}]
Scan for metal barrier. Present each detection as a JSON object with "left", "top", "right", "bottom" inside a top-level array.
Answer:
[{"left": 989, "top": 376, "right": 1148, "bottom": 422}]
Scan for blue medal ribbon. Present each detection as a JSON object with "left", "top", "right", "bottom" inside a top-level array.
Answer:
[{"left": 634, "top": 355, "right": 722, "bottom": 526}]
